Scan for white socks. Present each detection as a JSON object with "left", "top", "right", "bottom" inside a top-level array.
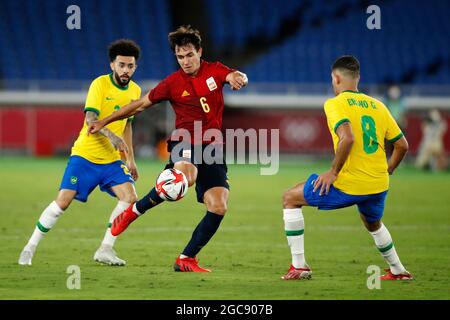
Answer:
[
  {"left": 101, "top": 201, "right": 130, "bottom": 247},
  {"left": 370, "top": 223, "right": 406, "bottom": 274},
  {"left": 27, "top": 201, "right": 64, "bottom": 248},
  {"left": 282, "top": 208, "right": 406, "bottom": 274},
  {"left": 283, "top": 208, "right": 306, "bottom": 268},
  {"left": 26, "top": 200, "right": 131, "bottom": 251}
]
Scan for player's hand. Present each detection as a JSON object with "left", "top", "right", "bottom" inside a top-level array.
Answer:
[
  {"left": 87, "top": 120, "right": 105, "bottom": 135},
  {"left": 228, "top": 71, "right": 248, "bottom": 90},
  {"left": 387, "top": 166, "right": 394, "bottom": 175},
  {"left": 127, "top": 160, "right": 139, "bottom": 181},
  {"left": 313, "top": 170, "right": 337, "bottom": 196}
]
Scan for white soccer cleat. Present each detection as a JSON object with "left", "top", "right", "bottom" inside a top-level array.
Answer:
[
  {"left": 93, "top": 245, "right": 126, "bottom": 266},
  {"left": 18, "top": 245, "right": 36, "bottom": 266}
]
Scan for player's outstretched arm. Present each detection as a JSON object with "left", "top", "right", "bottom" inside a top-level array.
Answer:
[
  {"left": 387, "top": 136, "right": 409, "bottom": 175},
  {"left": 88, "top": 95, "right": 153, "bottom": 134},
  {"left": 314, "top": 122, "right": 354, "bottom": 195},
  {"left": 226, "top": 71, "right": 248, "bottom": 90}
]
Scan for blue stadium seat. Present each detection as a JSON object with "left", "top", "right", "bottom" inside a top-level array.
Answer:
[
  {"left": 0, "top": 0, "right": 175, "bottom": 87},
  {"left": 241, "top": 0, "right": 450, "bottom": 84}
]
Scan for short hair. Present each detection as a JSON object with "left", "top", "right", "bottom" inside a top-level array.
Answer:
[
  {"left": 332, "top": 55, "right": 360, "bottom": 78},
  {"left": 168, "top": 25, "right": 202, "bottom": 52},
  {"left": 108, "top": 39, "right": 140, "bottom": 62}
]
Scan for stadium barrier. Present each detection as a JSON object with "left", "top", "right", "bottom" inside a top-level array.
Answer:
[{"left": 0, "top": 86, "right": 449, "bottom": 156}]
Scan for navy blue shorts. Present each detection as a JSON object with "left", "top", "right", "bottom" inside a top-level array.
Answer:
[
  {"left": 165, "top": 141, "right": 229, "bottom": 203},
  {"left": 303, "top": 173, "right": 388, "bottom": 223},
  {"left": 59, "top": 156, "right": 134, "bottom": 202}
]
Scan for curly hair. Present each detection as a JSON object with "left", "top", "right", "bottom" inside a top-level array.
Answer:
[{"left": 108, "top": 39, "right": 140, "bottom": 62}]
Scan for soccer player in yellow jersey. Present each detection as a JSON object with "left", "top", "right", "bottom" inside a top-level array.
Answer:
[
  {"left": 281, "top": 56, "right": 412, "bottom": 281},
  {"left": 18, "top": 40, "right": 141, "bottom": 266}
]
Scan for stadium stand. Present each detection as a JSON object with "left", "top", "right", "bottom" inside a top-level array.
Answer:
[
  {"left": 0, "top": 0, "right": 174, "bottom": 87},
  {"left": 0, "top": 0, "right": 448, "bottom": 87},
  {"left": 204, "top": 0, "right": 450, "bottom": 84}
]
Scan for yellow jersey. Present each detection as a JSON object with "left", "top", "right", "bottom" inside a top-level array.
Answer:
[
  {"left": 324, "top": 90, "right": 403, "bottom": 195},
  {"left": 71, "top": 74, "right": 141, "bottom": 164}
]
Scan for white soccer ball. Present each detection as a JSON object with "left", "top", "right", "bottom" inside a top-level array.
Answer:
[{"left": 155, "top": 168, "right": 188, "bottom": 201}]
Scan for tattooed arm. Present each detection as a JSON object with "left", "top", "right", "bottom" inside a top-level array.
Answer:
[{"left": 85, "top": 111, "right": 128, "bottom": 153}]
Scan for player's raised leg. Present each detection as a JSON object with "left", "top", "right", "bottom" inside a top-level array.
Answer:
[
  {"left": 280, "top": 182, "right": 312, "bottom": 280},
  {"left": 174, "top": 186, "right": 228, "bottom": 273},
  {"left": 111, "top": 161, "right": 197, "bottom": 236},
  {"left": 18, "top": 189, "right": 75, "bottom": 265},
  {"left": 360, "top": 215, "right": 413, "bottom": 280},
  {"left": 94, "top": 182, "right": 138, "bottom": 266}
]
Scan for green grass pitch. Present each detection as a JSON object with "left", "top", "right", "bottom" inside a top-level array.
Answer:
[{"left": 0, "top": 157, "right": 449, "bottom": 300}]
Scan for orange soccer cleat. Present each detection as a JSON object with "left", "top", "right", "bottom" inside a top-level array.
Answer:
[
  {"left": 281, "top": 264, "right": 312, "bottom": 280},
  {"left": 174, "top": 257, "right": 211, "bottom": 273},
  {"left": 380, "top": 268, "right": 413, "bottom": 281},
  {"left": 111, "top": 204, "right": 139, "bottom": 236}
]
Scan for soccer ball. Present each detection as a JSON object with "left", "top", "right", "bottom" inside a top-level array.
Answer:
[{"left": 155, "top": 168, "right": 188, "bottom": 201}]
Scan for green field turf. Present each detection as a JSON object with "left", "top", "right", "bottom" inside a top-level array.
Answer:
[{"left": 0, "top": 156, "right": 449, "bottom": 300}]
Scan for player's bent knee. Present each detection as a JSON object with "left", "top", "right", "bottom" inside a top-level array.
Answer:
[
  {"left": 282, "top": 189, "right": 296, "bottom": 208},
  {"left": 55, "top": 191, "right": 75, "bottom": 210},
  {"left": 174, "top": 161, "right": 197, "bottom": 187},
  {"left": 121, "top": 193, "right": 138, "bottom": 204},
  {"left": 186, "top": 176, "right": 196, "bottom": 187},
  {"left": 209, "top": 204, "right": 227, "bottom": 215},
  {"left": 55, "top": 199, "right": 70, "bottom": 211}
]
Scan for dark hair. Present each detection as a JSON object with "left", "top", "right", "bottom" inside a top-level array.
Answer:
[
  {"left": 331, "top": 55, "right": 360, "bottom": 78},
  {"left": 168, "top": 25, "right": 202, "bottom": 52},
  {"left": 108, "top": 39, "right": 140, "bottom": 62}
]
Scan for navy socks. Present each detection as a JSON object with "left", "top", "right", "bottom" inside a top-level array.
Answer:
[
  {"left": 182, "top": 211, "right": 224, "bottom": 257},
  {"left": 135, "top": 188, "right": 164, "bottom": 214}
]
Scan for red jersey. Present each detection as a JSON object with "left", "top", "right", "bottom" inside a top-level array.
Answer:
[{"left": 148, "top": 60, "right": 235, "bottom": 144}]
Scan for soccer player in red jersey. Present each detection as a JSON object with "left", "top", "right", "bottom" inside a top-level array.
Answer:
[{"left": 89, "top": 25, "right": 248, "bottom": 272}]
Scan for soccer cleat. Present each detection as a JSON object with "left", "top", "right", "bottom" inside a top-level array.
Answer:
[
  {"left": 281, "top": 264, "right": 312, "bottom": 280},
  {"left": 380, "top": 268, "right": 413, "bottom": 280},
  {"left": 18, "top": 244, "right": 36, "bottom": 266},
  {"left": 111, "top": 204, "right": 139, "bottom": 236},
  {"left": 174, "top": 256, "right": 211, "bottom": 273},
  {"left": 93, "top": 245, "right": 126, "bottom": 266}
]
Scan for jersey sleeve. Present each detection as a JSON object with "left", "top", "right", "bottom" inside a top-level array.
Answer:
[
  {"left": 385, "top": 106, "right": 403, "bottom": 142},
  {"left": 324, "top": 99, "right": 350, "bottom": 133},
  {"left": 214, "top": 62, "right": 235, "bottom": 85},
  {"left": 84, "top": 78, "right": 103, "bottom": 115},
  {"left": 148, "top": 77, "right": 171, "bottom": 104}
]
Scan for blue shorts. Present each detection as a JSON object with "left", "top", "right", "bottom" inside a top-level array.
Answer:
[
  {"left": 303, "top": 173, "right": 388, "bottom": 223},
  {"left": 59, "top": 156, "right": 134, "bottom": 202}
]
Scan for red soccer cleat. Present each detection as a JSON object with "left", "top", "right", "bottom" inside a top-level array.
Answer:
[
  {"left": 281, "top": 264, "right": 312, "bottom": 280},
  {"left": 380, "top": 268, "right": 413, "bottom": 281},
  {"left": 111, "top": 204, "right": 139, "bottom": 236},
  {"left": 174, "top": 257, "right": 211, "bottom": 273}
]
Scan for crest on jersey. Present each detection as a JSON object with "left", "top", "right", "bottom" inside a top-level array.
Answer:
[
  {"left": 206, "top": 77, "right": 217, "bottom": 91},
  {"left": 182, "top": 149, "right": 192, "bottom": 159}
]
